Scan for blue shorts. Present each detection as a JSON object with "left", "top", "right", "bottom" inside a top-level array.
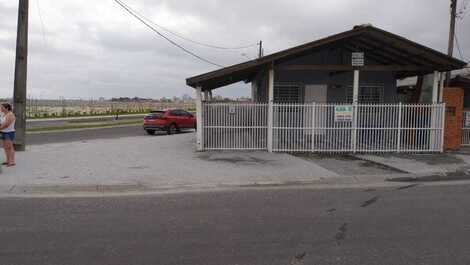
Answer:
[{"left": 1, "top": 132, "right": 15, "bottom": 141}]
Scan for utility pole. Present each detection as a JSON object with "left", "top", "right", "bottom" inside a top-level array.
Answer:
[
  {"left": 258, "top": 41, "right": 263, "bottom": 58},
  {"left": 13, "top": 0, "right": 29, "bottom": 151},
  {"left": 446, "top": 0, "right": 458, "bottom": 86}
]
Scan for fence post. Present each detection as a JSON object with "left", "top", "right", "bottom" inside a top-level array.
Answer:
[
  {"left": 268, "top": 101, "right": 274, "bottom": 152},
  {"left": 351, "top": 70, "right": 359, "bottom": 153},
  {"left": 352, "top": 102, "right": 358, "bottom": 153},
  {"left": 311, "top": 102, "right": 316, "bottom": 152},
  {"left": 267, "top": 67, "right": 274, "bottom": 152},
  {"left": 195, "top": 87, "right": 204, "bottom": 151},
  {"left": 397, "top": 103, "right": 402, "bottom": 152},
  {"left": 440, "top": 103, "right": 446, "bottom": 153}
]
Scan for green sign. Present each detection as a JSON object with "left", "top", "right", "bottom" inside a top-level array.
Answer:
[{"left": 334, "top": 106, "right": 353, "bottom": 122}]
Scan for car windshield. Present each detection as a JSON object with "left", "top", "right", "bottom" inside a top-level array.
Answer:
[{"left": 146, "top": 111, "right": 165, "bottom": 118}]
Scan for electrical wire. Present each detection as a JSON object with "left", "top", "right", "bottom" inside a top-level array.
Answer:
[
  {"left": 457, "top": 0, "right": 469, "bottom": 20},
  {"left": 114, "top": 0, "right": 224, "bottom": 68},
  {"left": 455, "top": 34, "right": 466, "bottom": 61},
  {"left": 455, "top": 1, "right": 468, "bottom": 64},
  {"left": 36, "top": 0, "right": 47, "bottom": 44},
  {"left": 116, "top": 0, "right": 259, "bottom": 50}
]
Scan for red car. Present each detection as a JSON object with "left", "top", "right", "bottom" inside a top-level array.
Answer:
[{"left": 143, "top": 109, "right": 196, "bottom": 135}]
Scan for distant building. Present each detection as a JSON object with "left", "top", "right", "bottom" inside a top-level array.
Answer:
[{"left": 182, "top": 94, "right": 193, "bottom": 102}]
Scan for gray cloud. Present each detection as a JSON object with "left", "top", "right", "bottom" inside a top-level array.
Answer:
[{"left": 0, "top": 0, "right": 468, "bottom": 99}]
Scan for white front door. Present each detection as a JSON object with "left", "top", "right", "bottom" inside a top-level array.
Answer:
[{"left": 304, "top": 85, "right": 327, "bottom": 135}]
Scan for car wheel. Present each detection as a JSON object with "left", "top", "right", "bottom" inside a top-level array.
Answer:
[
  {"left": 146, "top": 130, "right": 155, "bottom": 135},
  {"left": 167, "top": 123, "right": 177, "bottom": 135}
]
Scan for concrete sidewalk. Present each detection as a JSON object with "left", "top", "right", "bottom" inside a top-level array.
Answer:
[
  {"left": 2, "top": 133, "right": 470, "bottom": 196},
  {"left": 0, "top": 133, "right": 341, "bottom": 196}
]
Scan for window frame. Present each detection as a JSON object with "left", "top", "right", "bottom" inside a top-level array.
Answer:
[
  {"left": 273, "top": 82, "right": 304, "bottom": 103},
  {"left": 346, "top": 84, "right": 385, "bottom": 103}
]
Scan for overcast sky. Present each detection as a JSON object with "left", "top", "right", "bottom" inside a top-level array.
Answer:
[{"left": 0, "top": 0, "right": 469, "bottom": 99}]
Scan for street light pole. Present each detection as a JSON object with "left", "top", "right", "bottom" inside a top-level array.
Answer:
[{"left": 13, "top": 0, "right": 29, "bottom": 151}]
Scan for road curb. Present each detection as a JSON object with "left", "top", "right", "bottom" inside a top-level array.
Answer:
[
  {"left": 3, "top": 171, "right": 470, "bottom": 198},
  {"left": 3, "top": 183, "right": 149, "bottom": 195},
  {"left": 0, "top": 174, "right": 405, "bottom": 198},
  {"left": 387, "top": 170, "right": 470, "bottom": 182}
]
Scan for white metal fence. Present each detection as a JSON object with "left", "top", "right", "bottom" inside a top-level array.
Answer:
[
  {"left": 202, "top": 102, "right": 445, "bottom": 153},
  {"left": 462, "top": 111, "right": 470, "bottom": 146},
  {"left": 202, "top": 103, "right": 268, "bottom": 150}
]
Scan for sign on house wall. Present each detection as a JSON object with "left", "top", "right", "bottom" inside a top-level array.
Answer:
[
  {"left": 334, "top": 105, "right": 353, "bottom": 122},
  {"left": 352, "top": 52, "right": 364, "bottom": 67}
]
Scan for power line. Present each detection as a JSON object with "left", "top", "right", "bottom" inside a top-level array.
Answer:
[
  {"left": 455, "top": 0, "right": 468, "bottom": 63},
  {"left": 36, "top": 0, "right": 47, "bottom": 44},
  {"left": 455, "top": 34, "right": 466, "bottom": 61},
  {"left": 114, "top": 0, "right": 224, "bottom": 68},
  {"left": 457, "top": 0, "right": 469, "bottom": 19},
  {"left": 117, "top": 0, "right": 258, "bottom": 50}
]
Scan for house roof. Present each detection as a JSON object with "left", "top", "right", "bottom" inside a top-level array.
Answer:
[
  {"left": 186, "top": 25, "right": 467, "bottom": 90},
  {"left": 452, "top": 74, "right": 470, "bottom": 87}
]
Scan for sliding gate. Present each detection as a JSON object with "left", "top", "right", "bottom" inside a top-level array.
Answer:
[
  {"left": 202, "top": 102, "right": 445, "bottom": 153},
  {"left": 202, "top": 103, "right": 269, "bottom": 150}
]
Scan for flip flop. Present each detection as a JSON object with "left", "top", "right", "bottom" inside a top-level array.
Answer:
[
  {"left": 1, "top": 162, "right": 8, "bottom": 165},
  {"left": 6, "top": 163, "right": 15, "bottom": 167}
]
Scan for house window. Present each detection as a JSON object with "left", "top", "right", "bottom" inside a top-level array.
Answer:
[
  {"left": 347, "top": 84, "right": 384, "bottom": 103},
  {"left": 274, "top": 83, "right": 303, "bottom": 103}
]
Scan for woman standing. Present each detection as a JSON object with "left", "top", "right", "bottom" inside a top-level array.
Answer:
[{"left": 0, "top": 103, "right": 16, "bottom": 167}]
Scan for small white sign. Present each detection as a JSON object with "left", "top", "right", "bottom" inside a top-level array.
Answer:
[
  {"left": 352, "top": 52, "right": 364, "bottom": 67},
  {"left": 335, "top": 106, "right": 353, "bottom": 122}
]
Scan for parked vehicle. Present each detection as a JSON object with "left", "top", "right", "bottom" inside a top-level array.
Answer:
[{"left": 143, "top": 109, "right": 196, "bottom": 135}]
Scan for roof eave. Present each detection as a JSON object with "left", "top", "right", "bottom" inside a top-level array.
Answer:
[{"left": 186, "top": 25, "right": 467, "bottom": 89}]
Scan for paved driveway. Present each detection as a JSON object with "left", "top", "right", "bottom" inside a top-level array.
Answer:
[{"left": 1, "top": 133, "right": 339, "bottom": 192}]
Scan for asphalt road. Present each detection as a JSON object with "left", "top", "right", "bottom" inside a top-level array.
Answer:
[
  {"left": 1, "top": 184, "right": 470, "bottom": 265},
  {"left": 26, "top": 125, "right": 146, "bottom": 145}
]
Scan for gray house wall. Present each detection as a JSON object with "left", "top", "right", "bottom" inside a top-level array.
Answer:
[
  {"left": 252, "top": 47, "right": 399, "bottom": 103},
  {"left": 253, "top": 69, "right": 269, "bottom": 102}
]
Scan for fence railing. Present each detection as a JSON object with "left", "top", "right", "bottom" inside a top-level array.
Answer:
[
  {"left": 273, "top": 103, "right": 445, "bottom": 152},
  {"left": 202, "top": 102, "right": 445, "bottom": 153},
  {"left": 462, "top": 111, "right": 470, "bottom": 146}
]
